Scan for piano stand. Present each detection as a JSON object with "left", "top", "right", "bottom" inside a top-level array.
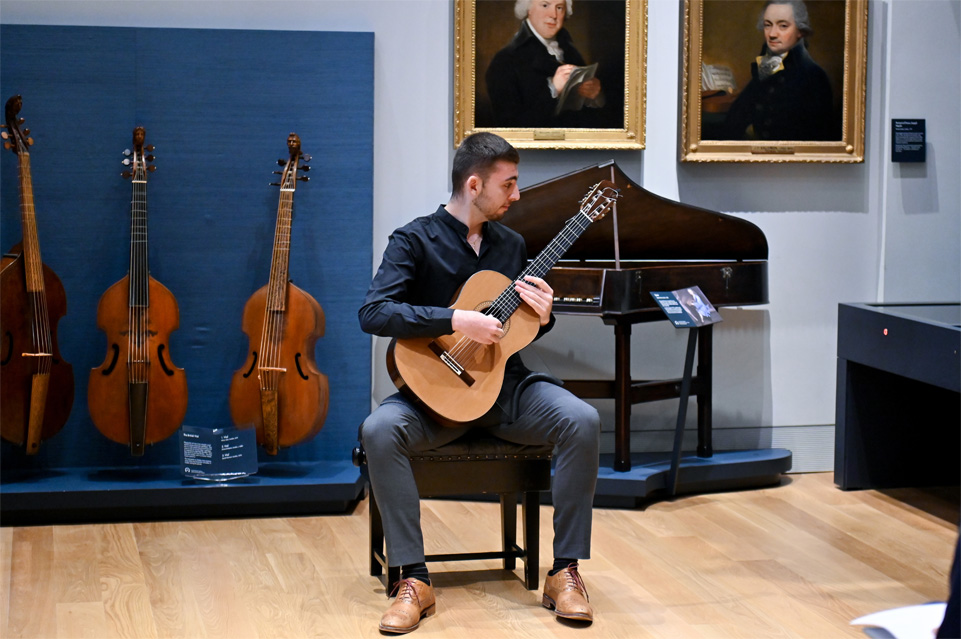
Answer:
[
  {"left": 500, "top": 159, "right": 792, "bottom": 502},
  {"left": 565, "top": 319, "right": 715, "bottom": 472},
  {"left": 563, "top": 317, "right": 792, "bottom": 506}
]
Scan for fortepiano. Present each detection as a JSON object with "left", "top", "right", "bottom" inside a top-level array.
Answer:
[{"left": 502, "top": 161, "right": 769, "bottom": 473}]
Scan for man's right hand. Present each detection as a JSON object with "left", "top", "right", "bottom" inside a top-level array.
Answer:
[
  {"left": 452, "top": 309, "right": 504, "bottom": 344},
  {"left": 552, "top": 64, "right": 576, "bottom": 94}
]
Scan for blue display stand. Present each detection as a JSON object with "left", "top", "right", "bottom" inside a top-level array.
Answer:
[{"left": 1, "top": 25, "right": 373, "bottom": 524}]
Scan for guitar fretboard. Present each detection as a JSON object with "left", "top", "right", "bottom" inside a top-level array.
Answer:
[{"left": 487, "top": 210, "right": 595, "bottom": 323}]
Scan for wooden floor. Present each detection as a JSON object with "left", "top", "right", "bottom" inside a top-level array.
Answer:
[{"left": 1, "top": 472, "right": 957, "bottom": 639}]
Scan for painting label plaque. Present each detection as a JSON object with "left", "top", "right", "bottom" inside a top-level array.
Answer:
[{"left": 891, "top": 119, "right": 926, "bottom": 163}]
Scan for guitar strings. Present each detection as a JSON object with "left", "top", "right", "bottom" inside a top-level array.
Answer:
[{"left": 445, "top": 195, "right": 607, "bottom": 366}]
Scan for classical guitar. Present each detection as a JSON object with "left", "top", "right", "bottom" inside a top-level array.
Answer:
[
  {"left": 229, "top": 133, "right": 329, "bottom": 455},
  {"left": 0, "top": 95, "right": 75, "bottom": 453},
  {"left": 386, "top": 180, "right": 619, "bottom": 425},
  {"left": 88, "top": 127, "right": 188, "bottom": 456}
]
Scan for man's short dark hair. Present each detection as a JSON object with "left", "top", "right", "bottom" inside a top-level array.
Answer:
[{"left": 451, "top": 132, "right": 520, "bottom": 196}]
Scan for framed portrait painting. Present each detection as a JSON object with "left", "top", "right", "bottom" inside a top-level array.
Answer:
[
  {"left": 680, "top": 0, "right": 868, "bottom": 162},
  {"left": 454, "top": 0, "right": 646, "bottom": 150}
]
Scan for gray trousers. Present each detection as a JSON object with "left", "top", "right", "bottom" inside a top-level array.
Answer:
[{"left": 360, "top": 382, "right": 600, "bottom": 568}]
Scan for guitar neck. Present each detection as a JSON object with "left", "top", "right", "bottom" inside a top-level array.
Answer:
[
  {"left": 17, "top": 152, "right": 45, "bottom": 294},
  {"left": 488, "top": 210, "right": 595, "bottom": 322}
]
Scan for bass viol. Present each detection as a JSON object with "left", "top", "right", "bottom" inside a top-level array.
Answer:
[
  {"left": 88, "top": 127, "right": 188, "bottom": 455},
  {"left": 0, "top": 95, "right": 74, "bottom": 453},
  {"left": 229, "top": 133, "right": 329, "bottom": 455}
]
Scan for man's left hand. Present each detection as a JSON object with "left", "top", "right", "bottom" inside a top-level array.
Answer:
[
  {"left": 515, "top": 276, "right": 554, "bottom": 326},
  {"left": 577, "top": 78, "right": 602, "bottom": 101}
]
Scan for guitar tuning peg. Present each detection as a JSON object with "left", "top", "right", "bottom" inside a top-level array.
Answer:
[
  {"left": 145, "top": 144, "right": 155, "bottom": 152},
  {"left": 26, "top": 137, "right": 33, "bottom": 146},
  {"left": 1, "top": 131, "right": 8, "bottom": 140},
  {"left": 146, "top": 155, "right": 155, "bottom": 162},
  {"left": 297, "top": 176, "right": 309, "bottom": 182},
  {"left": 148, "top": 165, "right": 157, "bottom": 172},
  {"left": 268, "top": 182, "right": 281, "bottom": 187},
  {"left": 301, "top": 154, "right": 312, "bottom": 162},
  {"left": 23, "top": 128, "right": 30, "bottom": 136},
  {"left": 300, "top": 165, "right": 311, "bottom": 172},
  {"left": 121, "top": 170, "right": 133, "bottom": 179},
  {"left": 123, "top": 149, "right": 132, "bottom": 156},
  {"left": 272, "top": 170, "right": 283, "bottom": 175},
  {"left": 3, "top": 142, "right": 11, "bottom": 150},
  {"left": 277, "top": 159, "right": 286, "bottom": 166}
]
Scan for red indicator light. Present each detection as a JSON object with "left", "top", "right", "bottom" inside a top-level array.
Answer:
[{"left": 883, "top": 328, "right": 888, "bottom": 336}]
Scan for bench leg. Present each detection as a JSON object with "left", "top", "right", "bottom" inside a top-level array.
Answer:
[
  {"left": 522, "top": 490, "right": 540, "bottom": 590},
  {"left": 387, "top": 566, "right": 401, "bottom": 595},
  {"left": 369, "top": 489, "right": 384, "bottom": 578},
  {"left": 501, "top": 492, "right": 518, "bottom": 571}
]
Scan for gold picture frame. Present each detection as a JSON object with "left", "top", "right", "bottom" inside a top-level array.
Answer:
[
  {"left": 454, "top": 0, "right": 646, "bottom": 150},
  {"left": 680, "top": 0, "right": 868, "bottom": 162}
]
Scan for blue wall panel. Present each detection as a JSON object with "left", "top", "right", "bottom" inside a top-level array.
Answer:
[{"left": 1, "top": 25, "right": 373, "bottom": 475}]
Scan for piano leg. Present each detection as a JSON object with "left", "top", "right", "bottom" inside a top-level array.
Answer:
[
  {"left": 575, "top": 320, "right": 715, "bottom": 472},
  {"left": 696, "top": 325, "right": 713, "bottom": 458},
  {"left": 614, "top": 320, "right": 632, "bottom": 472}
]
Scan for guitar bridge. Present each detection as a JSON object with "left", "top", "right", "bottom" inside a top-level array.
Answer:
[{"left": 428, "top": 341, "right": 475, "bottom": 387}]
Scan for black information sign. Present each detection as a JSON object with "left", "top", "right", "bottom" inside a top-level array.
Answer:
[
  {"left": 892, "top": 119, "right": 926, "bottom": 163},
  {"left": 651, "top": 286, "right": 723, "bottom": 328},
  {"left": 181, "top": 424, "right": 258, "bottom": 481}
]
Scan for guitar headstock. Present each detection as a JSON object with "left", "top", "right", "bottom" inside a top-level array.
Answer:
[
  {"left": 579, "top": 180, "right": 619, "bottom": 222},
  {"left": 1, "top": 95, "right": 34, "bottom": 156},
  {"left": 121, "top": 126, "right": 156, "bottom": 179},
  {"left": 270, "top": 132, "right": 310, "bottom": 187}
]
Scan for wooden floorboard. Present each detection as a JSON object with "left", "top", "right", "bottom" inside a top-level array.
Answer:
[{"left": 1, "top": 473, "right": 957, "bottom": 638}]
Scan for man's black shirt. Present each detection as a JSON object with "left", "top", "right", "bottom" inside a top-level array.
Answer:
[{"left": 358, "top": 204, "right": 555, "bottom": 412}]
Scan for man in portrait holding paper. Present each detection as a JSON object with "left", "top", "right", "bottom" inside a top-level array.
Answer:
[{"left": 485, "top": 0, "right": 607, "bottom": 128}]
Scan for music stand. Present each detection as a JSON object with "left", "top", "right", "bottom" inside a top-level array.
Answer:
[{"left": 651, "top": 287, "right": 724, "bottom": 496}]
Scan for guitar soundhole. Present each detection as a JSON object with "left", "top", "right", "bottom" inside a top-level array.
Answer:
[
  {"left": 295, "top": 353, "right": 309, "bottom": 380},
  {"left": 102, "top": 343, "right": 119, "bottom": 375},
  {"left": 158, "top": 344, "right": 175, "bottom": 376},
  {"left": 1, "top": 331, "right": 11, "bottom": 366},
  {"left": 243, "top": 351, "right": 258, "bottom": 378},
  {"left": 474, "top": 301, "right": 510, "bottom": 334}
]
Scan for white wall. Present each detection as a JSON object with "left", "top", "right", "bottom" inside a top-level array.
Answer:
[{"left": 3, "top": 0, "right": 958, "bottom": 471}]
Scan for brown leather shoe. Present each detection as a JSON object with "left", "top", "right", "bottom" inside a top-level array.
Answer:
[
  {"left": 379, "top": 578, "right": 436, "bottom": 634},
  {"left": 542, "top": 562, "right": 593, "bottom": 622}
]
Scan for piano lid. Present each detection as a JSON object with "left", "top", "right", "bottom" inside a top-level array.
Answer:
[{"left": 501, "top": 161, "right": 768, "bottom": 263}]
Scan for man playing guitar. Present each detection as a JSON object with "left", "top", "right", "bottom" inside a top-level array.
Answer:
[{"left": 358, "top": 132, "right": 600, "bottom": 633}]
